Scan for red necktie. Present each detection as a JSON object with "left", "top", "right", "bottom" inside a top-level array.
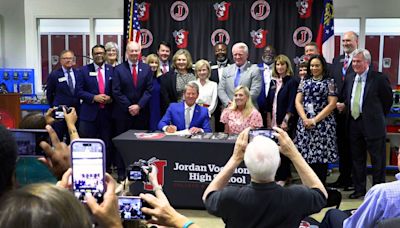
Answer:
[
  {"left": 162, "top": 63, "right": 167, "bottom": 74},
  {"left": 132, "top": 64, "right": 137, "bottom": 87},
  {"left": 97, "top": 67, "right": 105, "bottom": 108},
  {"left": 342, "top": 55, "right": 349, "bottom": 81}
]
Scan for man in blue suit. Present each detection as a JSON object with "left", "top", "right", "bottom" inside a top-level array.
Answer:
[
  {"left": 46, "top": 50, "right": 80, "bottom": 142},
  {"left": 76, "top": 44, "right": 113, "bottom": 172},
  {"left": 112, "top": 41, "right": 153, "bottom": 181},
  {"left": 158, "top": 81, "right": 212, "bottom": 134}
]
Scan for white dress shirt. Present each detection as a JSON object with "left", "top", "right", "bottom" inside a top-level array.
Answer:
[{"left": 195, "top": 79, "right": 218, "bottom": 117}]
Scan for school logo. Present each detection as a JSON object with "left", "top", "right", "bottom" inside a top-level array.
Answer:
[
  {"left": 140, "top": 29, "right": 153, "bottom": 49},
  {"left": 170, "top": 1, "right": 189, "bottom": 21},
  {"left": 213, "top": 1, "right": 231, "bottom": 21},
  {"left": 137, "top": 2, "right": 151, "bottom": 21},
  {"left": 143, "top": 160, "right": 168, "bottom": 191},
  {"left": 251, "top": 0, "right": 270, "bottom": 21},
  {"left": 296, "top": 0, "right": 313, "bottom": 19},
  {"left": 210, "top": 29, "right": 230, "bottom": 46},
  {"left": 293, "top": 26, "right": 313, "bottom": 47},
  {"left": 173, "top": 29, "right": 190, "bottom": 48},
  {"left": 250, "top": 29, "right": 268, "bottom": 48}
]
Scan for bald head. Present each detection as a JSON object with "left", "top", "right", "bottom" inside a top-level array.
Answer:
[
  {"left": 126, "top": 41, "right": 141, "bottom": 63},
  {"left": 342, "top": 31, "right": 358, "bottom": 54}
]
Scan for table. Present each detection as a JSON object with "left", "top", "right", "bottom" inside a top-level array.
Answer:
[{"left": 113, "top": 130, "right": 250, "bottom": 209}]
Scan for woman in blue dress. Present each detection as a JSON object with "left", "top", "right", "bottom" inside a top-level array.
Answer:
[
  {"left": 146, "top": 54, "right": 162, "bottom": 131},
  {"left": 294, "top": 55, "right": 338, "bottom": 184}
]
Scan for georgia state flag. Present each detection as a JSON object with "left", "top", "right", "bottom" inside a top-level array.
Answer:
[{"left": 316, "top": 0, "right": 334, "bottom": 63}]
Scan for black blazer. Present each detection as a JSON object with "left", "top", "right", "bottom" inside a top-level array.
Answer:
[
  {"left": 344, "top": 70, "right": 393, "bottom": 139},
  {"left": 330, "top": 54, "right": 355, "bottom": 102}
]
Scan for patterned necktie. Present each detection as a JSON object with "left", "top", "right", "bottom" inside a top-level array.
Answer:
[
  {"left": 162, "top": 63, "right": 168, "bottom": 74},
  {"left": 234, "top": 68, "right": 241, "bottom": 88},
  {"left": 97, "top": 67, "right": 105, "bottom": 108},
  {"left": 351, "top": 76, "right": 362, "bottom": 119},
  {"left": 342, "top": 54, "right": 349, "bottom": 81},
  {"left": 132, "top": 64, "right": 137, "bottom": 87},
  {"left": 66, "top": 70, "right": 74, "bottom": 94},
  {"left": 185, "top": 107, "right": 191, "bottom": 129}
]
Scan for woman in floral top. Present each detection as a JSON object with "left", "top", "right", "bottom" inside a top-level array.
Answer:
[{"left": 221, "top": 85, "right": 263, "bottom": 134}]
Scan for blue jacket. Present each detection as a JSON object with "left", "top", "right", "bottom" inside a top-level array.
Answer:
[
  {"left": 46, "top": 68, "right": 80, "bottom": 108},
  {"left": 158, "top": 102, "right": 212, "bottom": 133}
]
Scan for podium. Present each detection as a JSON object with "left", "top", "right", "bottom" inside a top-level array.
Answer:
[{"left": 0, "top": 93, "right": 21, "bottom": 128}]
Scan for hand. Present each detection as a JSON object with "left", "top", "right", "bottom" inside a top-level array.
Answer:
[
  {"left": 63, "top": 107, "right": 77, "bottom": 127},
  {"left": 189, "top": 127, "right": 203, "bottom": 134},
  {"left": 143, "top": 165, "right": 159, "bottom": 187},
  {"left": 280, "top": 121, "right": 288, "bottom": 131},
  {"left": 166, "top": 125, "right": 177, "bottom": 133},
  {"left": 273, "top": 127, "right": 298, "bottom": 158},
  {"left": 38, "top": 125, "right": 71, "bottom": 180},
  {"left": 303, "top": 118, "right": 314, "bottom": 129},
  {"left": 140, "top": 192, "right": 190, "bottom": 227},
  {"left": 86, "top": 174, "right": 122, "bottom": 228},
  {"left": 45, "top": 108, "right": 55, "bottom": 125},
  {"left": 56, "top": 168, "right": 72, "bottom": 189},
  {"left": 336, "top": 102, "right": 345, "bottom": 112},
  {"left": 94, "top": 94, "right": 107, "bottom": 104},
  {"left": 128, "top": 104, "right": 140, "bottom": 116},
  {"left": 232, "top": 128, "right": 250, "bottom": 162},
  {"left": 104, "top": 95, "right": 112, "bottom": 104}
]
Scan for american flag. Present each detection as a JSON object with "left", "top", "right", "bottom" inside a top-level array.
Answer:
[
  {"left": 129, "top": 0, "right": 141, "bottom": 43},
  {"left": 316, "top": 0, "right": 334, "bottom": 63}
]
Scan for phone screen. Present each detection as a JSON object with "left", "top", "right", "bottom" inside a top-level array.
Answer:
[
  {"left": 118, "top": 196, "right": 149, "bottom": 220},
  {"left": 249, "top": 128, "right": 277, "bottom": 142},
  {"left": 10, "top": 129, "right": 48, "bottom": 157},
  {"left": 71, "top": 139, "right": 105, "bottom": 203}
]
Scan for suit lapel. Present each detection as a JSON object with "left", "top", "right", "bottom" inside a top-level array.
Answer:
[
  {"left": 191, "top": 105, "right": 200, "bottom": 126},
  {"left": 105, "top": 65, "right": 111, "bottom": 93},
  {"left": 124, "top": 62, "right": 134, "bottom": 86},
  {"left": 88, "top": 64, "right": 100, "bottom": 93},
  {"left": 363, "top": 70, "right": 373, "bottom": 102},
  {"left": 180, "top": 102, "right": 186, "bottom": 129}
]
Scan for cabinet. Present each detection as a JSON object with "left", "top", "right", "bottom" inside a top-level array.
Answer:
[{"left": 384, "top": 113, "right": 400, "bottom": 170}]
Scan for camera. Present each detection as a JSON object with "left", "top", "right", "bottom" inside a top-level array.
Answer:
[
  {"left": 248, "top": 128, "right": 277, "bottom": 143},
  {"left": 127, "top": 158, "right": 158, "bottom": 182},
  {"left": 52, "top": 105, "right": 72, "bottom": 119},
  {"left": 118, "top": 196, "right": 151, "bottom": 220}
]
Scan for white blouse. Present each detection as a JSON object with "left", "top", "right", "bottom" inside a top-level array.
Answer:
[{"left": 195, "top": 79, "right": 218, "bottom": 117}]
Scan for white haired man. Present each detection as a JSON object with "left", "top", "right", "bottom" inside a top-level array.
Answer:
[{"left": 203, "top": 127, "right": 327, "bottom": 228}]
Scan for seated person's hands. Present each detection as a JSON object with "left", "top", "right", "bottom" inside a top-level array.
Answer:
[
  {"left": 166, "top": 125, "right": 177, "bottom": 133},
  {"left": 38, "top": 125, "right": 71, "bottom": 180},
  {"left": 189, "top": 127, "right": 203, "bottom": 134}
]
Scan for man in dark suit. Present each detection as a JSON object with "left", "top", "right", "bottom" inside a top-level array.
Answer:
[
  {"left": 218, "top": 42, "right": 261, "bottom": 108},
  {"left": 210, "top": 42, "right": 231, "bottom": 132},
  {"left": 157, "top": 41, "right": 172, "bottom": 74},
  {"left": 76, "top": 44, "right": 113, "bottom": 172},
  {"left": 46, "top": 50, "right": 80, "bottom": 142},
  {"left": 339, "top": 48, "right": 393, "bottom": 199},
  {"left": 257, "top": 45, "right": 276, "bottom": 126},
  {"left": 328, "top": 31, "right": 358, "bottom": 190},
  {"left": 158, "top": 81, "right": 212, "bottom": 134},
  {"left": 112, "top": 41, "right": 153, "bottom": 181}
]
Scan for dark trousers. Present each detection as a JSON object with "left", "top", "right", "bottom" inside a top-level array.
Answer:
[
  {"left": 319, "top": 209, "right": 349, "bottom": 228},
  {"left": 79, "top": 109, "right": 112, "bottom": 172},
  {"left": 335, "top": 112, "right": 352, "bottom": 185},
  {"left": 309, "top": 163, "right": 329, "bottom": 184},
  {"left": 349, "top": 117, "right": 386, "bottom": 193}
]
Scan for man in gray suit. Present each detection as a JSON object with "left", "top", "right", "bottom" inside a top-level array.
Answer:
[{"left": 218, "top": 42, "right": 262, "bottom": 108}]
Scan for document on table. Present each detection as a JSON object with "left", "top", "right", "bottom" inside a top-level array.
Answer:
[{"left": 164, "top": 129, "right": 191, "bottom": 136}]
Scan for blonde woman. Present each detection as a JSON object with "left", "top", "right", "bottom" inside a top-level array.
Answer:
[
  {"left": 146, "top": 54, "right": 163, "bottom": 131},
  {"left": 194, "top": 59, "right": 218, "bottom": 131},
  {"left": 220, "top": 86, "right": 263, "bottom": 134}
]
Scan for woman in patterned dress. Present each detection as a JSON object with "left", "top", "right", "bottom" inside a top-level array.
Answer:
[
  {"left": 294, "top": 55, "right": 338, "bottom": 184},
  {"left": 221, "top": 85, "right": 263, "bottom": 134}
]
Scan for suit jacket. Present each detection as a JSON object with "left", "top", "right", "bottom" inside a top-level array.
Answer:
[
  {"left": 46, "top": 68, "right": 80, "bottom": 108},
  {"left": 209, "top": 59, "right": 232, "bottom": 84},
  {"left": 76, "top": 63, "right": 113, "bottom": 122},
  {"left": 344, "top": 70, "right": 393, "bottom": 139},
  {"left": 218, "top": 62, "right": 262, "bottom": 108},
  {"left": 158, "top": 102, "right": 212, "bottom": 133},
  {"left": 112, "top": 61, "right": 153, "bottom": 120},
  {"left": 331, "top": 54, "right": 355, "bottom": 102}
]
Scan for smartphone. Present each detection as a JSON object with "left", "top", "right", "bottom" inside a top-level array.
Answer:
[
  {"left": 118, "top": 196, "right": 150, "bottom": 220},
  {"left": 248, "top": 128, "right": 277, "bottom": 143},
  {"left": 10, "top": 129, "right": 49, "bottom": 157},
  {"left": 70, "top": 139, "right": 105, "bottom": 203}
]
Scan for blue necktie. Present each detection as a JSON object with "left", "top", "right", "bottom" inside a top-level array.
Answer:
[
  {"left": 234, "top": 68, "right": 241, "bottom": 88},
  {"left": 66, "top": 70, "right": 74, "bottom": 94}
]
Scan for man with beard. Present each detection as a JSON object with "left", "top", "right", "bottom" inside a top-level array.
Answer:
[
  {"left": 257, "top": 45, "right": 276, "bottom": 126},
  {"left": 76, "top": 44, "right": 113, "bottom": 172},
  {"left": 210, "top": 42, "right": 231, "bottom": 132}
]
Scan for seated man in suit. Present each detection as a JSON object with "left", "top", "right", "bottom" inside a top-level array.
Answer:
[{"left": 158, "top": 81, "right": 212, "bottom": 134}]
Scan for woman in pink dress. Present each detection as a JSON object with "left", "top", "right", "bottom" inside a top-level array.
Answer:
[{"left": 221, "top": 85, "right": 263, "bottom": 134}]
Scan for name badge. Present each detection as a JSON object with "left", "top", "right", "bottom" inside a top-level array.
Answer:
[
  {"left": 58, "top": 77, "right": 67, "bottom": 82},
  {"left": 89, "top": 72, "right": 97, "bottom": 76}
]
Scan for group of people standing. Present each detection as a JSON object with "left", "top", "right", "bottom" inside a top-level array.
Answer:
[{"left": 46, "top": 30, "right": 393, "bottom": 199}]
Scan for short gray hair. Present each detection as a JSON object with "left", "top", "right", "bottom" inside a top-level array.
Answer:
[
  {"left": 104, "top": 42, "right": 119, "bottom": 55},
  {"left": 183, "top": 81, "right": 199, "bottom": 94},
  {"left": 244, "top": 136, "right": 280, "bottom": 182},
  {"left": 353, "top": 48, "right": 371, "bottom": 64},
  {"left": 232, "top": 42, "right": 249, "bottom": 55}
]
